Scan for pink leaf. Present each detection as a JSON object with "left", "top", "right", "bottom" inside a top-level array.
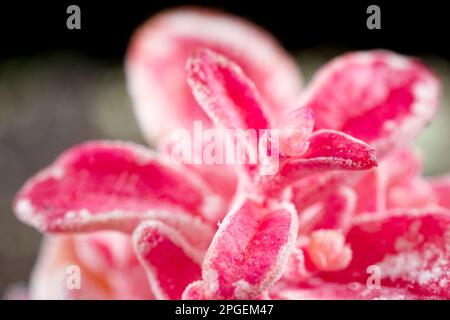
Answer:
[
  {"left": 202, "top": 198, "right": 298, "bottom": 299},
  {"left": 300, "top": 50, "right": 440, "bottom": 157},
  {"left": 268, "top": 130, "right": 377, "bottom": 190},
  {"left": 14, "top": 141, "right": 224, "bottom": 233},
  {"left": 126, "top": 7, "right": 302, "bottom": 141},
  {"left": 322, "top": 209, "right": 450, "bottom": 299},
  {"left": 133, "top": 221, "right": 203, "bottom": 300},
  {"left": 187, "top": 48, "right": 270, "bottom": 131},
  {"left": 301, "top": 130, "right": 378, "bottom": 167}
]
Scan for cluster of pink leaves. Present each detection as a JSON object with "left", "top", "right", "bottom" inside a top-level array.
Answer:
[{"left": 13, "top": 8, "right": 450, "bottom": 300}]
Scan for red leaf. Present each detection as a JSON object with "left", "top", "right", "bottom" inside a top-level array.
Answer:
[
  {"left": 187, "top": 48, "right": 270, "bottom": 131},
  {"left": 133, "top": 221, "right": 203, "bottom": 300},
  {"left": 202, "top": 198, "right": 298, "bottom": 299},
  {"left": 14, "top": 141, "right": 224, "bottom": 233},
  {"left": 268, "top": 130, "right": 377, "bottom": 190},
  {"left": 126, "top": 8, "right": 302, "bottom": 141},
  {"left": 300, "top": 50, "right": 440, "bottom": 157},
  {"left": 322, "top": 209, "right": 450, "bottom": 299}
]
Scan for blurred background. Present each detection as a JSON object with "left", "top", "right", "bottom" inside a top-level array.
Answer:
[{"left": 0, "top": 1, "right": 449, "bottom": 295}]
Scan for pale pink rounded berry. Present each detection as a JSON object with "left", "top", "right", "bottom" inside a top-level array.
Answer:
[{"left": 306, "top": 229, "right": 352, "bottom": 272}]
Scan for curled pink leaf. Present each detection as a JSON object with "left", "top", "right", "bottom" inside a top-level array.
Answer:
[
  {"left": 187, "top": 48, "right": 270, "bottom": 131},
  {"left": 301, "top": 129, "right": 378, "bottom": 168},
  {"left": 323, "top": 209, "right": 450, "bottom": 299},
  {"left": 133, "top": 221, "right": 203, "bottom": 300},
  {"left": 126, "top": 7, "right": 302, "bottom": 141},
  {"left": 272, "top": 130, "right": 377, "bottom": 189},
  {"left": 202, "top": 198, "right": 298, "bottom": 299},
  {"left": 300, "top": 50, "right": 440, "bottom": 156},
  {"left": 13, "top": 141, "right": 224, "bottom": 233}
]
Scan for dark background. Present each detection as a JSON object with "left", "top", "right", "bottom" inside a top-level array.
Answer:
[{"left": 1, "top": 1, "right": 449, "bottom": 61}]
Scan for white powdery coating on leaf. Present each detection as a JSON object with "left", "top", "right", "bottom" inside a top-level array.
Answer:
[
  {"left": 393, "top": 220, "right": 424, "bottom": 252},
  {"left": 181, "top": 280, "right": 204, "bottom": 300},
  {"left": 16, "top": 199, "right": 34, "bottom": 220},
  {"left": 202, "top": 198, "right": 298, "bottom": 299},
  {"left": 132, "top": 221, "right": 204, "bottom": 300},
  {"left": 377, "top": 62, "right": 439, "bottom": 155},
  {"left": 49, "top": 166, "right": 65, "bottom": 179},
  {"left": 376, "top": 231, "right": 450, "bottom": 293},
  {"left": 233, "top": 280, "right": 253, "bottom": 299},
  {"left": 165, "top": 9, "right": 303, "bottom": 103},
  {"left": 203, "top": 268, "right": 219, "bottom": 299},
  {"left": 300, "top": 50, "right": 440, "bottom": 158},
  {"left": 386, "top": 53, "right": 411, "bottom": 70},
  {"left": 16, "top": 140, "right": 225, "bottom": 233},
  {"left": 127, "top": 8, "right": 302, "bottom": 140},
  {"left": 15, "top": 199, "right": 46, "bottom": 230},
  {"left": 187, "top": 49, "right": 272, "bottom": 130}
]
